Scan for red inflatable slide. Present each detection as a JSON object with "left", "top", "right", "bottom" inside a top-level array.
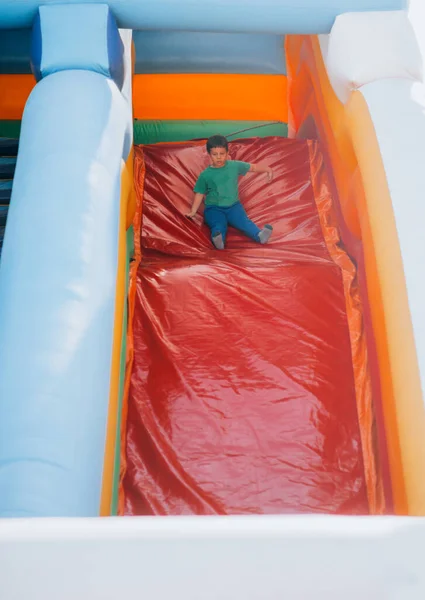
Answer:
[{"left": 121, "top": 137, "right": 379, "bottom": 516}]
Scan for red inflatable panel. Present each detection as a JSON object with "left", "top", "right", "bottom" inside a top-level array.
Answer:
[{"left": 123, "top": 137, "right": 369, "bottom": 515}]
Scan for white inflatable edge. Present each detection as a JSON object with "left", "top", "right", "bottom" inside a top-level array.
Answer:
[
  {"left": 326, "top": 10, "right": 423, "bottom": 104},
  {"left": 1, "top": 515, "right": 425, "bottom": 599}
]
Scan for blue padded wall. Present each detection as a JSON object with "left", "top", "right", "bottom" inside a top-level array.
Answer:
[
  {"left": 133, "top": 31, "right": 286, "bottom": 74},
  {"left": 31, "top": 4, "right": 124, "bottom": 89},
  {"left": 2, "top": 29, "right": 285, "bottom": 76},
  {"left": 0, "top": 0, "right": 407, "bottom": 32}
]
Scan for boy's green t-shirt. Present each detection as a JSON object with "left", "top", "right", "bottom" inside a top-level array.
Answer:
[{"left": 193, "top": 160, "right": 251, "bottom": 208}]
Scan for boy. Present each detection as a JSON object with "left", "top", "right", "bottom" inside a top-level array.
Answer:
[{"left": 187, "top": 135, "right": 274, "bottom": 250}]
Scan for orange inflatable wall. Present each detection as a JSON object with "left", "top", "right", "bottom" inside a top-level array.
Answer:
[
  {"left": 132, "top": 74, "right": 288, "bottom": 121},
  {"left": 1, "top": 72, "right": 288, "bottom": 128},
  {"left": 0, "top": 74, "right": 288, "bottom": 123},
  {"left": 0, "top": 75, "right": 36, "bottom": 120},
  {"left": 285, "top": 34, "right": 416, "bottom": 515}
]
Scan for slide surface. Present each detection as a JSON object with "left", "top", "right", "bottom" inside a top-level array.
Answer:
[{"left": 122, "top": 137, "right": 370, "bottom": 515}]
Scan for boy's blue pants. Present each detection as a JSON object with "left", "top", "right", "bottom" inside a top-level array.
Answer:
[{"left": 204, "top": 202, "right": 261, "bottom": 244}]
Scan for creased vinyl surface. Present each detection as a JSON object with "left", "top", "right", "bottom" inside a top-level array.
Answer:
[{"left": 123, "top": 137, "right": 368, "bottom": 515}]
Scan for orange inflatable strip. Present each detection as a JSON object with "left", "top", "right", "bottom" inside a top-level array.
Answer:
[
  {"left": 117, "top": 149, "right": 145, "bottom": 515},
  {"left": 347, "top": 92, "right": 425, "bottom": 516},
  {"left": 308, "top": 140, "right": 383, "bottom": 515},
  {"left": 286, "top": 35, "right": 386, "bottom": 514},
  {"left": 0, "top": 75, "right": 36, "bottom": 120},
  {"left": 133, "top": 74, "right": 288, "bottom": 121},
  {"left": 100, "top": 155, "right": 133, "bottom": 516},
  {"left": 286, "top": 36, "right": 362, "bottom": 240},
  {"left": 102, "top": 44, "right": 137, "bottom": 514}
]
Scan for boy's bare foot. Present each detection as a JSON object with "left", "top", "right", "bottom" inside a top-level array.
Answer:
[
  {"left": 258, "top": 224, "right": 273, "bottom": 244},
  {"left": 212, "top": 232, "right": 225, "bottom": 250}
]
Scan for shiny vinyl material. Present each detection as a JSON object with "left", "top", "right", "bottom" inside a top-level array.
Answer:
[{"left": 123, "top": 137, "right": 370, "bottom": 516}]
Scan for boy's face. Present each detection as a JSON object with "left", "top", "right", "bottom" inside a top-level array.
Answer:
[{"left": 209, "top": 147, "right": 228, "bottom": 168}]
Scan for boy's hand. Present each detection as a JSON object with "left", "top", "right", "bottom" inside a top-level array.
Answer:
[
  {"left": 250, "top": 163, "right": 273, "bottom": 182},
  {"left": 187, "top": 193, "right": 204, "bottom": 219}
]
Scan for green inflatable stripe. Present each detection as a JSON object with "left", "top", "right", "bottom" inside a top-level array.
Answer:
[
  {"left": 134, "top": 120, "right": 288, "bottom": 145},
  {"left": 1, "top": 119, "right": 288, "bottom": 146},
  {"left": 0, "top": 121, "right": 21, "bottom": 139},
  {"left": 110, "top": 225, "right": 134, "bottom": 515}
]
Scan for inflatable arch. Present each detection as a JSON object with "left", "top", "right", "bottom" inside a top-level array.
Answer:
[{"left": 3, "top": 0, "right": 425, "bottom": 596}]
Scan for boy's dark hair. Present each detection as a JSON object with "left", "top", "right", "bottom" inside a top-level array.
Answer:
[{"left": 206, "top": 135, "right": 228, "bottom": 154}]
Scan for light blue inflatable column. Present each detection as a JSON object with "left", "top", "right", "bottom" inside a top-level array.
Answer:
[{"left": 0, "top": 5, "right": 131, "bottom": 516}]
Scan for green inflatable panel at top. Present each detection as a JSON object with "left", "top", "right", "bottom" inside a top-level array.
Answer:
[
  {"left": 0, "top": 121, "right": 21, "bottom": 139},
  {"left": 134, "top": 120, "right": 288, "bottom": 145},
  {"left": 0, "top": 120, "right": 288, "bottom": 145}
]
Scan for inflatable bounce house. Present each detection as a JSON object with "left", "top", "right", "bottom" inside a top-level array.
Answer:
[{"left": 1, "top": 0, "right": 425, "bottom": 597}]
